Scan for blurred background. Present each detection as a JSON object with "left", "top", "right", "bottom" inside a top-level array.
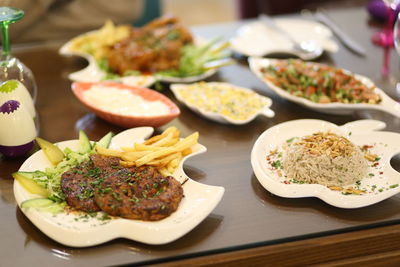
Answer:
[
  {"left": 4, "top": 0, "right": 392, "bottom": 44},
  {"left": 163, "top": 0, "right": 371, "bottom": 26},
  {"left": 163, "top": 0, "right": 237, "bottom": 26}
]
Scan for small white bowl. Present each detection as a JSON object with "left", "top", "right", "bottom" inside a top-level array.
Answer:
[
  {"left": 72, "top": 81, "right": 180, "bottom": 128},
  {"left": 171, "top": 82, "right": 275, "bottom": 125}
]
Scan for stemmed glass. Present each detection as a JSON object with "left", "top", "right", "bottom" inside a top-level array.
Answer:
[
  {"left": 372, "top": 0, "right": 400, "bottom": 77},
  {"left": 393, "top": 11, "right": 400, "bottom": 95},
  {"left": 0, "top": 7, "right": 37, "bottom": 102}
]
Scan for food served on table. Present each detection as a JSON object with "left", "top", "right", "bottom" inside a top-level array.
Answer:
[
  {"left": 13, "top": 127, "right": 198, "bottom": 221},
  {"left": 72, "top": 81, "right": 180, "bottom": 128},
  {"left": 61, "top": 154, "right": 183, "bottom": 221},
  {"left": 68, "top": 20, "right": 131, "bottom": 62},
  {"left": 252, "top": 119, "right": 400, "bottom": 208},
  {"left": 107, "top": 16, "right": 193, "bottom": 75},
  {"left": 67, "top": 16, "right": 231, "bottom": 80},
  {"left": 171, "top": 82, "right": 274, "bottom": 123},
  {"left": 97, "top": 126, "right": 197, "bottom": 176},
  {"left": 266, "top": 131, "right": 385, "bottom": 195},
  {"left": 81, "top": 83, "right": 171, "bottom": 117},
  {"left": 282, "top": 132, "right": 368, "bottom": 188},
  {"left": 260, "top": 59, "right": 381, "bottom": 104}
]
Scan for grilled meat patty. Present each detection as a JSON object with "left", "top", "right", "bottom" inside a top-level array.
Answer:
[
  {"left": 94, "top": 167, "right": 183, "bottom": 221},
  {"left": 61, "top": 161, "right": 101, "bottom": 212},
  {"left": 60, "top": 154, "right": 184, "bottom": 221}
]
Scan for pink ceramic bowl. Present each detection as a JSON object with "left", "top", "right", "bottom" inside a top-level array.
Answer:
[{"left": 72, "top": 82, "right": 180, "bottom": 128}]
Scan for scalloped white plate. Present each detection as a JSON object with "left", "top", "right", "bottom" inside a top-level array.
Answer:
[
  {"left": 59, "top": 34, "right": 220, "bottom": 87},
  {"left": 251, "top": 119, "right": 400, "bottom": 208},
  {"left": 249, "top": 57, "right": 400, "bottom": 117},
  {"left": 230, "top": 18, "right": 338, "bottom": 59},
  {"left": 170, "top": 82, "right": 275, "bottom": 124},
  {"left": 13, "top": 127, "right": 224, "bottom": 247}
]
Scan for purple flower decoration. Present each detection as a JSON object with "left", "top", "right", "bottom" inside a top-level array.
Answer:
[{"left": 0, "top": 100, "right": 20, "bottom": 114}]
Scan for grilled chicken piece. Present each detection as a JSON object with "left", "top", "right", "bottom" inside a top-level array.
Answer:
[{"left": 107, "top": 15, "right": 193, "bottom": 74}]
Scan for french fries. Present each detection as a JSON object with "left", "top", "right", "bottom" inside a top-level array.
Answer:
[
  {"left": 96, "top": 127, "right": 198, "bottom": 176},
  {"left": 69, "top": 20, "right": 131, "bottom": 60}
]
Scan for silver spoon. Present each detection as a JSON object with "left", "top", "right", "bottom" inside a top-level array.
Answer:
[{"left": 258, "top": 14, "right": 323, "bottom": 60}]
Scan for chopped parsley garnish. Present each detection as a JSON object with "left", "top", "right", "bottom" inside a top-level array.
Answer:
[
  {"left": 99, "top": 213, "right": 111, "bottom": 221},
  {"left": 272, "top": 160, "right": 282, "bottom": 169},
  {"left": 112, "top": 192, "right": 122, "bottom": 201},
  {"left": 290, "top": 179, "right": 305, "bottom": 184},
  {"left": 286, "top": 137, "right": 295, "bottom": 143}
]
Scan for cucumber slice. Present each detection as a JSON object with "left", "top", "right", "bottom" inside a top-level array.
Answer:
[
  {"left": 97, "top": 132, "right": 114, "bottom": 148},
  {"left": 78, "top": 130, "right": 92, "bottom": 153},
  {"left": 21, "top": 198, "right": 65, "bottom": 214},
  {"left": 15, "top": 170, "right": 46, "bottom": 179},
  {"left": 44, "top": 203, "right": 65, "bottom": 214},
  {"left": 12, "top": 172, "right": 48, "bottom": 197},
  {"left": 35, "top": 137, "right": 65, "bottom": 165},
  {"left": 21, "top": 198, "right": 53, "bottom": 208}
]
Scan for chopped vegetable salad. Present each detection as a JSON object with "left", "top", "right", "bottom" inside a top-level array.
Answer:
[{"left": 261, "top": 59, "right": 381, "bottom": 104}]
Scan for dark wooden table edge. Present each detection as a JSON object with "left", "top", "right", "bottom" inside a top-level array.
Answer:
[{"left": 142, "top": 224, "right": 400, "bottom": 266}]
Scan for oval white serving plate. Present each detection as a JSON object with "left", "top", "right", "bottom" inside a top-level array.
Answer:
[
  {"left": 251, "top": 119, "right": 400, "bottom": 208},
  {"left": 170, "top": 82, "right": 275, "bottom": 125},
  {"left": 249, "top": 57, "right": 400, "bottom": 117},
  {"left": 230, "top": 18, "right": 338, "bottom": 59},
  {"left": 59, "top": 34, "right": 220, "bottom": 87},
  {"left": 13, "top": 127, "right": 224, "bottom": 247}
]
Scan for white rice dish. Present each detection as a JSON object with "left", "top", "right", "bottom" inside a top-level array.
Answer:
[{"left": 282, "top": 132, "right": 368, "bottom": 187}]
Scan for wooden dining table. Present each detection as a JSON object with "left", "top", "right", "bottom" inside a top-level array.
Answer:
[{"left": 1, "top": 6, "right": 400, "bottom": 266}]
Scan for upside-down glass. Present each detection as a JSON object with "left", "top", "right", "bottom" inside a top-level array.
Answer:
[
  {"left": 372, "top": 0, "right": 400, "bottom": 77},
  {"left": 395, "top": 11, "right": 400, "bottom": 52},
  {"left": 394, "top": 11, "right": 400, "bottom": 95},
  {"left": 0, "top": 7, "right": 37, "bottom": 102}
]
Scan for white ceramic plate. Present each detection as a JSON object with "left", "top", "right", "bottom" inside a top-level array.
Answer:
[
  {"left": 59, "top": 35, "right": 220, "bottom": 87},
  {"left": 230, "top": 18, "right": 338, "bottom": 59},
  {"left": 170, "top": 82, "right": 275, "bottom": 124},
  {"left": 13, "top": 127, "right": 224, "bottom": 247},
  {"left": 249, "top": 57, "right": 400, "bottom": 117},
  {"left": 251, "top": 119, "right": 400, "bottom": 208}
]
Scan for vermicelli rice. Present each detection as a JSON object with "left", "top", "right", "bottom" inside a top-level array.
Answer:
[{"left": 282, "top": 132, "right": 368, "bottom": 186}]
